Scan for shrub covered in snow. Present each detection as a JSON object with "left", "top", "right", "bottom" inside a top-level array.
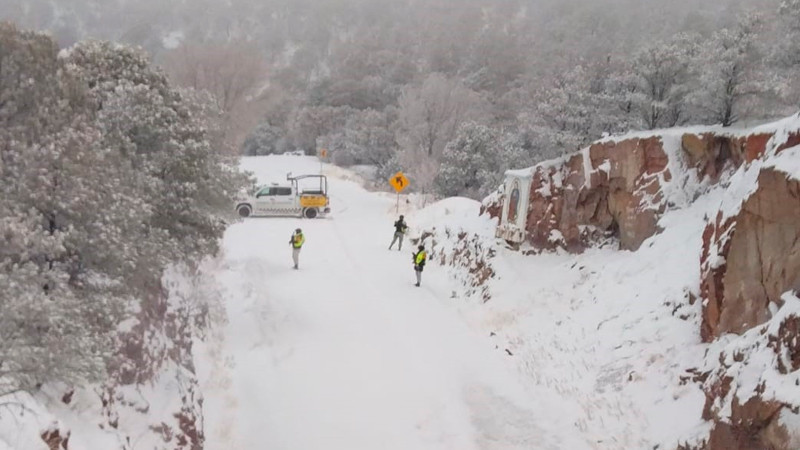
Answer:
[{"left": 0, "top": 23, "right": 247, "bottom": 403}]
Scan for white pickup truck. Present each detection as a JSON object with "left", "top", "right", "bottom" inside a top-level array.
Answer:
[{"left": 236, "top": 174, "right": 331, "bottom": 219}]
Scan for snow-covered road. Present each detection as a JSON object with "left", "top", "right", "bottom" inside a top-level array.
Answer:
[{"left": 200, "top": 156, "right": 586, "bottom": 450}]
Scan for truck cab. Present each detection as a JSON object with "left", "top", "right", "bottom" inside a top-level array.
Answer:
[{"left": 236, "top": 174, "right": 330, "bottom": 219}]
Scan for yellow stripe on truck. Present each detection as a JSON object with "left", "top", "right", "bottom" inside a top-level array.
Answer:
[{"left": 300, "top": 195, "right": 328, "bottom": 208}]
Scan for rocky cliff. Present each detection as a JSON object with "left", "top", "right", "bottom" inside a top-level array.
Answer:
[
  {"left": 485, "top": 124, "right": 793, "bottom": 253},
  {"left": 695, "top": 124, "right": 800, "bottom": 449},
  {"left": 485, "top": 114, "right": 800, "bottom": 449}
]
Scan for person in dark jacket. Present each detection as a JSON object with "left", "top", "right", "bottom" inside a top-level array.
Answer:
[
  {"left": 412, "top": 244, "right": 427, "bottom": 287},
  {"left": 388, "top": 215, "right": 408, "bottom": 251}
]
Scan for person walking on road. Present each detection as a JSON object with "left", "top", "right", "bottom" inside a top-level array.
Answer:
[
  {"left": 412, "top": 244, "right": 427, "bottom": 287},
  {"left": 289, "top": 228, "right": 305, "bottom": 269},
  {"left": 389, "top": 215, "right": 408, "bottom": 251}
]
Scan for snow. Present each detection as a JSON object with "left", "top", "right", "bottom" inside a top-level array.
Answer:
[
  {"left": 5, "top": 132, "right": 796, "bottom": 448},
  {"left": 701, "top": 292, "right": 800, "bottom": 425},
  {"left": 194, "top": 154, "right": 725, "bottom": 449},
  {"left": 201, "top": 156, "right": 589, "bottom": 449},
  {"left": 0, "top": 393, "right": 51, "bottom": 450},
  {"left": 765, "top": 145, "right": 800, "bottom": 180},
  {"left": 161, "top": 31, "right": 184, "bottom": 50},
  {"left": 504, "top": 167, "right": 533, "bottom": 178},
  {"left": 462, "top": 189, "right": 721, "bottom": 448}
]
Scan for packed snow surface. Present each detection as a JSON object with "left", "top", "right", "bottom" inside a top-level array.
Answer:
[{"left": 201, "top": 156, "right": 588, "bottom": 449}]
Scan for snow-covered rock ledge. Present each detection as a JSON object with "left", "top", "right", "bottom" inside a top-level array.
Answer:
[
  {"left": 691, "top": 292, "right": 800, "bottom": 449},
  {"left": 484, "top": 114, "right": 800, "bottom": 253},
  {"left": 410, "top": 198, "right": 499, "bottom": 302}
]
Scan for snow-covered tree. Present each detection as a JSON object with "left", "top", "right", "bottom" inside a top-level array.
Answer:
[
  {"left": 395, "top": 73, "right": 489, "bottom": 193},
  {"left": 319, "top": 108, "right": 397, "bottom": 170},
  {"left": 164, "top": 40, "right": 269, "bottom": 153},
  {"left": 518, "top": 61, "right": 636, "bottom": 160},
  {"left": 0, "top": 24, "right": 248, "bottom": 395},
  {"left": 68, "top": 40, "right": 249, "bottom": 260},
  {"left": 287, "top": 105, "right": 351, "bottom": 154},
  {"left": 396, "top": 73, "right": 489, "bottom": 159},
  {"left": 775, "top": 0, "right": 800, "bottom": 69},
  {"left": 0, "top": 24, "right": 129, "bottom": 393},
  {"left": 435, "top": 122, "right": 508, "bottom": 199},
  {"left": 242, "top": 122, "right": 287, "bottom": 156},
  {"left": 691, "top": 15, "right": 768, "bottom": 126},
  {"left": 630, "top": 34, "right": 699, "bottom": 129},
  {"left": 771, "top": 0, "right": 800, "bottom": 105}
]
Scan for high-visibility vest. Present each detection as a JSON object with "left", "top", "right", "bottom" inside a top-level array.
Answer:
[
  {"left": 292, "top": 233, "right": 305, "bottom": 248},
  {"left": 415, "top": 250, "right": 427, "bottom": 265}
]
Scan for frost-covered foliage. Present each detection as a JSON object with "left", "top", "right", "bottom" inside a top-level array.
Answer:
[
  {"left": 434, "top": 122, "right": 528, "bottom": 199},
  {"left": 394, "top": 74, "right": 490, "bottom": 193},
  {"left": 692, "top": 15, "right": 771, "bottom": 126},
  {"left": 242, "top": 122, "right": 287, "bottom": 156},
  {"left": 3, "top": 0, "right": 796, "bottom": 193},
  {"left": 775, "top": 0, "right": 800, "bottom": 69},
  {"left": 630, "top": 34, "right": 699, "bottom": 130},
  {"left": 0, "top": 24, "right": 247, "bottom": 397},
  {"left": 318, "top": 108, "right": 397, "bottom": 169},
  {"left": 523, "top": 63, "right": 637, "bottom": 157}
]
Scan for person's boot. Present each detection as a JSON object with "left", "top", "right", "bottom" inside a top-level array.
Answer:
[
  {"left": 293, "top": 264, "right": 298, "bottom": 270},
  {"left": 415, "top": 282, "right": 420, "bottom": 287}
]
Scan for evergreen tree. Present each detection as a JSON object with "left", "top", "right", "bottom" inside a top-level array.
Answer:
[{"left": 0, "top": 24, "right": 249, "bottom": 395}]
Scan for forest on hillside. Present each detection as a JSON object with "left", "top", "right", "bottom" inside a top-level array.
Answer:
[{"left": 3, "top": 0, "right": 799, "bottom": 198}]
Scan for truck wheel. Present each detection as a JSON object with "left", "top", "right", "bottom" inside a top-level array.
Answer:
[
  {"left": 237, "top": 204, "right": 252, "bottom": 218},
  {"left": 304, "top": 208, "right": 318, "bottom": 219}
]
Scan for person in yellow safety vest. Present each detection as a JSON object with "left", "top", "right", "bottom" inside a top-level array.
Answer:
[
  {"left": 289, "top": 228, "right": 305, "bottom": 269},
  {"left": 412, "top": 244, "right": 427, "bottom": 287}
]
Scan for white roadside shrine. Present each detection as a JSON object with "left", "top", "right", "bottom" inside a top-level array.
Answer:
[{"left": 494, "top": 168, "right": 533, "bottom": 244}]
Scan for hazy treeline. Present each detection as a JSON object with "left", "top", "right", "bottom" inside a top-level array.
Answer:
[{"left": 3, "top": 0, "right": 798, "bottom": 198}]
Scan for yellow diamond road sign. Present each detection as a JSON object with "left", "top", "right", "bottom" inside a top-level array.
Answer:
[{"left": 389, "top": 171, "right": 409, "bottom": 192}]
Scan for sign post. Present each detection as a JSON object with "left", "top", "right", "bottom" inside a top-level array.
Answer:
[
  {"left": 389, "top": 171, "right": 409, "bottom": 214},
  {"left": 318, "top": 148, "right": 328, "bottom": 174}
]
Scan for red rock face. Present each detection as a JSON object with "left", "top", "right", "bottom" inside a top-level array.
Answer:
[
  {"left": 697, "top": 306, "right": 800, "bottom": 450},
  {"left": 705, "top": 396, "right": 789, "bottom": 450},
  {"left": 700, "top": 169, "right": 800, "bottom": 342},
  {"left": 744, "top": 134, "right": 771, "bottom": 162},
  {"left": 521, "top": 136, "right": 676, "bottom": 252},
  {"left": 697, "top": 149, "right": 800, "bottom": 449},
  {"left": 506, "top": 128, "right": 788, "bottom": 254}
]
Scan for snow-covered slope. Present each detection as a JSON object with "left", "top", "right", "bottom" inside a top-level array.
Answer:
[
  {"left": 418, "top": 115, "right": 800, "bottom": 449},
  {"left": 410, "top": 191, "right": 717, "bottom": 448}
]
